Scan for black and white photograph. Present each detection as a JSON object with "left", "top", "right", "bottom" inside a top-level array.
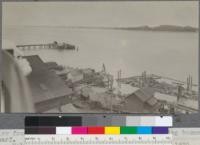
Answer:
[{"left": 1, "top": 1, "right": 199, "bottom": 113}]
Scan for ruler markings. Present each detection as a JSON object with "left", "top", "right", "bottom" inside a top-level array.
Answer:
[{"left": 0, "top": 130, "right": 172, "bottom": 145}]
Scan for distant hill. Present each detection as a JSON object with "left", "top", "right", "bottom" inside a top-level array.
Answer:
[
  {"left": 6, "top": 25, "right": 199, "bottom": 32},
  {"left": 118, "top": 25, "right": 198, "bottom": 32}
]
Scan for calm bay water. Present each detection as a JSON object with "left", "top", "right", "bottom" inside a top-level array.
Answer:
[{"left": 3, "top": 26, "right": 199, "bottom": 83}]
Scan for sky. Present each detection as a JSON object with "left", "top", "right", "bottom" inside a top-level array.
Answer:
[{"left": 3, "top": 1, "right": 199, "bottom": 28}]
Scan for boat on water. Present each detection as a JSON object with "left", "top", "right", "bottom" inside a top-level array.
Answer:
[{"left": 53, "top": 41, "right": 76, "bottom": 50}]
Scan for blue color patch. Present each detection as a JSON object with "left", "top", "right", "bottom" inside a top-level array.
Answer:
[{"left": 137, "top": 127, "right": 152, "bottom": 134}]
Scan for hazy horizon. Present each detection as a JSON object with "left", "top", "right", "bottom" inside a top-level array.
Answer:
[
  {"left": 4, "top": 24, "right": 199, "bottom": 28},
  {"left": 3, "top": 1, "right": 199, "bottom": 28}
]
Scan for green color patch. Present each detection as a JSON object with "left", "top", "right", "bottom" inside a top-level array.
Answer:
[{"left": 120, "top": 126, "right": 137, "bottom": 134}]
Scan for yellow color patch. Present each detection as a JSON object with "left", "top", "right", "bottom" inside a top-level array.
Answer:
[{"left": 105, "top": 127, "right": 120, "bottom": 134}]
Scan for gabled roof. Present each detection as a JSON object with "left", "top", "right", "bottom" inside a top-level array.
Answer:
[
  {"left": 133, "top": 87, "right": 155, "bottom": 102},
  {"left": 24, "top": 55, "right": 73, "bottom": 103},
  {"left": 125, "top": 87, "right": 158, "bottom": 107}
]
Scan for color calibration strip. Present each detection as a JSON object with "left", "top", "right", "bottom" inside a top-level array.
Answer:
[
  {"left": 25, "top": 116, "right": 172, "bottom": 135},
  {"left": 25, "top": 116, "right": 82, "bottom": 126},
  {"left": 25, "top": 116, "right": 172, "bottom": 127},
  {"left": 25, "top": 126, "right": 169, "bottom": 134},
  {"left": 125, "top": 116, "right": 172, "bottom": 127}
]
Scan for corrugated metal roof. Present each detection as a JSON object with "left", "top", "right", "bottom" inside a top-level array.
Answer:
[{"left": 24, "top": 55, "right": 73, "bottom": 103}]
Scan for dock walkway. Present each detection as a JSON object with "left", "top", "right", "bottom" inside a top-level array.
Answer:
[{"left": 16, "top": 42, "right": 76, "bottom": 50}]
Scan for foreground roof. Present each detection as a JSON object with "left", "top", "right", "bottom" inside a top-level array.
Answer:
[{"left": 24, "top": 55, "right": 73, "bottom": 103}]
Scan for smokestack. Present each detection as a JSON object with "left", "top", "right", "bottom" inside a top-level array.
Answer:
[{"left": 177, "top": 85, "right": 183, "bottom": 101}]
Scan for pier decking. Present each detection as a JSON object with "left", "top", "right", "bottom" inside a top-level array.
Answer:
[
  {"left": 16, "top": 42, "right": 76, "bottom": 50},
  {"left": 16, "top": 44, "right": 54, "bottom": 50}
]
